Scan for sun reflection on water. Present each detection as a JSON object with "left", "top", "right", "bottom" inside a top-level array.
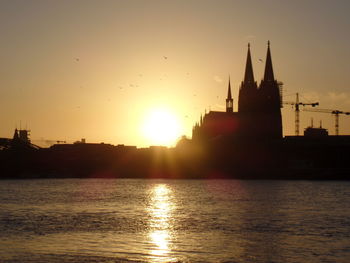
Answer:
[
  {"left": 150, "top": 230, "right": 170, "bottom": 256},
  {"left": 147, "top": 184, "right": 175, "bottom": 261}
]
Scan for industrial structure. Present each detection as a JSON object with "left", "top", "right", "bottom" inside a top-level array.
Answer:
[
  {"left": 284, "top": 93, "right": 319, "bottom": 136},
  {"left": 13, "top": 128, "right": 31, "bottom": 143},
  {"left": 303, "top": 108, "right": 350, "bottom": 135}
]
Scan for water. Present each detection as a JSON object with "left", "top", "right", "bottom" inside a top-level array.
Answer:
[{"left": 0, "top": 179, "right": 349, "bottom": 263}]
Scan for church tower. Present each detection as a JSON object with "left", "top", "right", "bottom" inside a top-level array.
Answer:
[
  {"left": 226, "top": 77, "right": 233, "bottom": 113},
  {"left": 258, "top": 41, "right": 282, "bottom": 139},
  {"left": 238, "top": 43, "right": 258, "bottom": 113}
]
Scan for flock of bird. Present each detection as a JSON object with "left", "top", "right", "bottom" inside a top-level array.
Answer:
[{"left": 72, "top": 55, "right": 245, "bottom": 119}]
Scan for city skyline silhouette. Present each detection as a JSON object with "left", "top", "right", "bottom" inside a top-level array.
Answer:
[
  {"left": 1, "top": 3, "right": 350, "bottom": 263},
  {"left": 2, "top": 40, "right": 350, "bottom": 180},
  {"left": 1, "top": 1, "right": 350, "bottom": 147}
]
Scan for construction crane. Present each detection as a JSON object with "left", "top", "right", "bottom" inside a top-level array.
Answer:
[
  {"left": 283, "top": 93, "right": 319, "bottom": 136},
  {"left": 303, "top": 108, "right": 350, "bottom": 135}
]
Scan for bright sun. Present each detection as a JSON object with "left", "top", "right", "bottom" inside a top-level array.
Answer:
[{"left": 142, "top": 108, "right": 183, "bottom": 146}]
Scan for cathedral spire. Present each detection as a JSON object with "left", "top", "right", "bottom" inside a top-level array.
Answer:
[
  {"left": 244, "top": 43, "right": 255, "bottom": 83},
  {"left": 227, "top": 76, "right": 232, "bottom": 99},
  {"left": 263, "top": 40, "right": 275, "bottom": 82},
  {"left": 238, "top": 43, "right": 258, "bottom": 113},
  {"left": 226, "top": 76, "right": 233, "bottom": 113}
]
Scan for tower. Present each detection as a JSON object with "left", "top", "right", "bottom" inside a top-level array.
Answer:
[
  {"left": 13, "top": 129, "right": 19, "bottom": 140},
  {"left": 238, "top": 43, "right": 258, "bottom": 113},
  {"left": 258, "top": 41, "right": 282, "bottom": 138},
  {"left": 226, "top": 77, "right": 233, "bottom": 113}
]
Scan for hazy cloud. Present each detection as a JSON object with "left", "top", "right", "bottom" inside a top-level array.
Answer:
[
  {"left": 215, "top": 104, "right": 225, "bottom": 110},
  {"left": 244, "top": 35, "right": 256, "bottom": 40},
  {"left": 214, "top": 75, "right": 223, "bottom": 83},
  {"left": 303, "top": 91, "right": 350, "bottom": 109},
  {"left": 299, "top": 92, "right": 320, "bottom": 103},
  {"left": 328, "top": 92, "right": 348, "bottom": 102}
]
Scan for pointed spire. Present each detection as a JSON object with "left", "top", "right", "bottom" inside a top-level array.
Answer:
[
  {"left": 244, "top": 43, "right": 255, "bottom": 83},
  {"left": 226, "top": 76, "right": 233, "bottom": 113},
  {"left": 263, "top": 40, "right": 275, "bottom": 82},
  {"left": 227, "top": 76, "right": 232, "bottom": 99}
]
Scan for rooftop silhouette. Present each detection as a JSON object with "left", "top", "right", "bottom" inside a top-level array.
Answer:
[{"left": 1, "top": 43, "right": 350, "bottom": 180}]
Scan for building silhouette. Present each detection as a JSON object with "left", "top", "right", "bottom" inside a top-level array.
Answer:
[
  {"left": 193, "top": 42, "right": 282, "bottom": 141},
  {"left": 13, "top": 128, "right": 31, "bottom": 143}
]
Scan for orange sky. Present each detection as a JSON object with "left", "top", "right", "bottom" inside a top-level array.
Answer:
[{"left": 1, "top": 0, "right": 350, "bottom": 147}]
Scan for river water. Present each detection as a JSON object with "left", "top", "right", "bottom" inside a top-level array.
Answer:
[{"left": 0, "top": 179, "right": 349, "bottom": 263}]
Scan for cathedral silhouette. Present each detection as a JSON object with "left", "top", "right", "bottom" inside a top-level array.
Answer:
[{"left": 192, "top": 42, "right": 282, "bottom": 141}]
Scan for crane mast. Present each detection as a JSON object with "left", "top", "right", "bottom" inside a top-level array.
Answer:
[
  {"left": 284, "top": 93, "right": 319, "bottom": 136},
  {"left": 303, "top": 109, "right": 350, "bottom": 135},
  {"left": 295, "top": 93, "right": 300, "bottom": 136}
]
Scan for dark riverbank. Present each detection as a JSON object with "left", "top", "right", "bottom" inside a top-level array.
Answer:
[{"left": 1, "top": 136, "right": 350, "bottom": 180}]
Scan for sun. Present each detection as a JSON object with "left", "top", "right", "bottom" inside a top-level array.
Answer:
[{"left": 141, "top": 108, "right": 183, "bottom": 146}]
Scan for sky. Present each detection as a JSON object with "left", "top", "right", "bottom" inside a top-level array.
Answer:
[{"left": 1, "top": 0, "right": 350, "bottom": 147}]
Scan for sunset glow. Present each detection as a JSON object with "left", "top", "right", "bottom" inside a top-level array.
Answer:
[
  {"left": 141, "top": 108, "right": 183, "bottom": 146},
  {"left": 1, "top": 1, "right": 350, "bottom": 146}
]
